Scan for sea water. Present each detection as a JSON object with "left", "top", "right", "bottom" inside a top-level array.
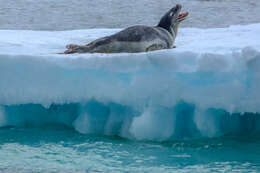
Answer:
[
  {"left": 0, "top": 127, "right": 259, "bottom": 172},
  {"left": 0, "top": 0, "right": 260, "bottom": 172},
  {"left": 1, "top": 0, "right": 260, "bottom": 30}
]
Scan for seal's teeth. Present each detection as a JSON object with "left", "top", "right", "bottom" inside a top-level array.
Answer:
[{"left": 178, "top": 12, "right": 189, "bottom": 20}]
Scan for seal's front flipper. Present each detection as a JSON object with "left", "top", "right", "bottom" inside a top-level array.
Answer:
[{"left": 146, "top": 44, "right": 164, "bottom": 52}]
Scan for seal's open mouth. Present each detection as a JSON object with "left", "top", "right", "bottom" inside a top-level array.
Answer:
[{"left": 178, "top": 12, "right": 189, "bottom": 22}]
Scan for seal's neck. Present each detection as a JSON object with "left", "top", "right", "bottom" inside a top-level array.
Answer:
[
  {"left": 172, "top": 23, "right": 180, "bottom": 36},
  {"left": 157, "top": 17, "right": 179, "bottom": 37}
]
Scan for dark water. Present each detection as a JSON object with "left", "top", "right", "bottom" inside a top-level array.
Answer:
[{"left": 0, "top": 0, "right": 260, "bottom": 30}]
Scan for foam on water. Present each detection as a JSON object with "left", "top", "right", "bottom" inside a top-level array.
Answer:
[{"left": 1, "top": 24, "right": 260, "bottom": 140}]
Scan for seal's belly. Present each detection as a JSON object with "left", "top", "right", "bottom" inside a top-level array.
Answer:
[{"left": 95, "top": 39, "right": 168, "bottom": 53}]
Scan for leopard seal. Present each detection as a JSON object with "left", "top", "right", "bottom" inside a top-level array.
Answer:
[{"left": 63, "top": 4, "right": 188, "bottom": 54}]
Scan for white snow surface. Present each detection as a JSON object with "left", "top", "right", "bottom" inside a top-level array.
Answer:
[
  {"left": 0, "top": 24, "right": 260, "bottom": 140},
  {"left": 1, "top": 24, "right": 260, "bottom": 111},
  {"left": 0, "top": 24, "right": 260, "bottom": 55}
]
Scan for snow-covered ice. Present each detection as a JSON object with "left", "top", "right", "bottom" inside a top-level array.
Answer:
[{"left": 0, "top": 24, "right": 260, "bottom": 140}]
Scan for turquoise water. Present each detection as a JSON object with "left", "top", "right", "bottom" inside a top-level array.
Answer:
[
  {"left": 0, "top": 101, "right": 260, "bottom": 172},
  {"left": 0, "top": 126, "right": 259, "bottom": 172}
]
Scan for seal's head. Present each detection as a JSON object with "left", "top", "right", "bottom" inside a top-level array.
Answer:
[{"left": 157, "top": 4, "right": 188, "bottom": 36}]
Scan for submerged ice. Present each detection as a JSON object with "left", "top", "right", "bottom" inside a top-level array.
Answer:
[{"left": 0, "top": 24, "right": 260, "bottom": 140}]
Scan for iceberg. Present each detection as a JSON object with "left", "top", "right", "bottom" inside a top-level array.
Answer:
[{"left": 0, "top": 24, "right": 260, "bottom": 140}]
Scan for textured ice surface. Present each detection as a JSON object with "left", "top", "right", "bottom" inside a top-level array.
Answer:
[{"left": 0, "top": 24, "right": 260, "bottom": 140}]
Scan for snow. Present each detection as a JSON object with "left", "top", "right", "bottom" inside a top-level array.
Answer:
[{"left": 0, "top": 24, "right": 260, "bottom": 140}]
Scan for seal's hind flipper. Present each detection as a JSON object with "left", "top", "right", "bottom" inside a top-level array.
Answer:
[
  {"left": 63, "top": 44, "right": 83, "bottom": 54},
  {"left": 66, "top": 44, "right": 81, "bottom": 49},
  {"left": 63, "top": 45, "right": 92, "bottom": 54}
]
